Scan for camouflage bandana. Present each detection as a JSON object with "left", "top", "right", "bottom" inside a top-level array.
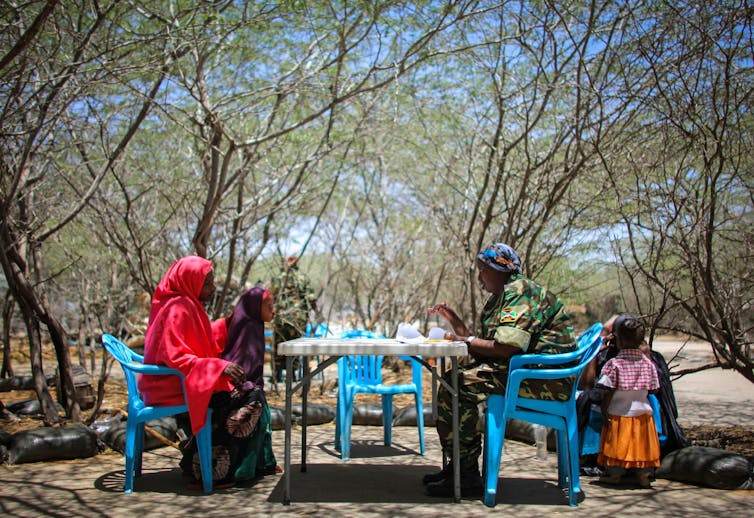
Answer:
[{"left": 477, "top": 243, "right": 521, "bottom": 273}]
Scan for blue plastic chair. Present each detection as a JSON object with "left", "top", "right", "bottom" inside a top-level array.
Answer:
[
  {"left": 101, "top": 334, "right": 214, "bottom": 494},
  {"left": 580, "top": 407, "right": 603, "bottom": 457},
  {"left": 333, "top": 330, "right": 425, "bottom": 460},
  {"left": 482, "top": 323, "right": 603, "bottom": 507},
  {"left": 264, "top": 329, "right": 272, "bottom": 351},
  {"left": 305, "top": 322, "right": 330, "bottom": 338},
  {"left": 299, "top": 322, "right": 331, "bottom": 380},
  {"left": 649, "top": 394, "right": 666, "bottom": 444}
]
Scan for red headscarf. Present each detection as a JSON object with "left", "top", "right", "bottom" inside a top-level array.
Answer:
[{"left": 139, "top": 256, "right": 233, "bottom": 434}]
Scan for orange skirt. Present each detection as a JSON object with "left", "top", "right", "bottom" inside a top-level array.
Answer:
[{"left": 597, "top": 413, "right": 660, "bottom": 469}]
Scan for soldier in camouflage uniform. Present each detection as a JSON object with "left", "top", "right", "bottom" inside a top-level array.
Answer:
[
  {"left": 424, "top": 243, "right": 576, "bottom": 497},
  {"left": 270, "top": 256, "right": 317, "bottom": 382}
]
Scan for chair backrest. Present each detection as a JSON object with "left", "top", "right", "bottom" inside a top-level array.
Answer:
[
  {"left": 576, "top": 323, "right": 603, "bottom": 354},
  {"left": 571, "top": 323, "right": 604, "bottom": 390},
  {"left": 337, "top": 330, "right": 388, "bottom": 387},
  {"left": 101, "top": 333, "right": 144, "bottom": 407},
  {"left": 574, "top": 321, "right": 603, "bottom": 365},
  {"left": 509, "top": 322, "right": 603, "bottom": 372},
  {"left": 507, "top": 322, "right": 603, "bottom": 405},
  {"left": 338, "top": 329, "right": 385, "bottom": 339},
  {"left": 305, "top": 322, "right": 331, "bottom": 338},
  {"left": 339, "top": 355, "right": 385, "bottom": 386},
  {"left": 648, "top": 393, "right": 666, "bottom": 442}
]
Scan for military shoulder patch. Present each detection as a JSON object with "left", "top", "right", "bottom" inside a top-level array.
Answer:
[{"left": 499, "top": 307, "right": 518, "bottom": 323}]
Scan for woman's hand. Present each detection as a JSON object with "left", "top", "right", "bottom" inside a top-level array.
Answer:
[
  {"left": 428, "top": 302, "right": 470, "bottom": 336},
  {"left": 223, "top": 362, "right": 245, "bottom": 385},
  {"left": 427, "top": 302, "right": 454, "bottom": 321}
]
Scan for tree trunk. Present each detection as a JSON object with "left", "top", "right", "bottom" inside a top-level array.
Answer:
[
  {"left": 0, "top": 229, "right": 81, "bottom": 421},
  {"left": 21, "top": 309, "right": 59, "bottom": 424},
  {"left": 45, "top": 308, "right": 82, "bottom": 421},
  {"left": 1, "top": 294, "right": 14, "bottom": 378}
]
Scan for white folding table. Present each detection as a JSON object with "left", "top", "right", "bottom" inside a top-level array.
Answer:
[{"left": 278, "top": 337, "right": 468, "bottom": 504}]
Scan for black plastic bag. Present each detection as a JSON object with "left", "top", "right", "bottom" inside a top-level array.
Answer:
[
  {"left": 0, "top": 375, "right": 55, "bottom": 392},
  {"left": 291, "top": 402, "right": 335, "bottom": 425},
  {"left": 7, "top": 424, "right": 99, "bottom": 464},
  {"left": 351, "top": 403, "right": 384, "bottom": 425},
  {"left": 98, "top": 416, "right": 178, "bottom": 453},
  {"left": 656, "top": 445, "right": 753, "bottom": 489},
  {"left": 0, "top": 430, "right": 12, "bottom": 462},
  {"left": 0, "top": 430, "right": 12, "bottom": 447},
  {"left": 501, "top": 418, "right": 556, "bottom": 450},
  {"left": 7, "top": 398, "right": 64, "bottom": 416},
  {"left": 392, "top": 404, "right": 436, "bottom": 427},
  {"left": 269, "top": 406, "right": 287, "bottom": 430}
]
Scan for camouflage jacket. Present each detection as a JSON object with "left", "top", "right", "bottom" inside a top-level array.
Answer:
[
  {"left": 271, "top": 268, "right": 317, "bottom": 332},
  {"left": 478, "top": 273, "right": 576, "bottom": 373}
]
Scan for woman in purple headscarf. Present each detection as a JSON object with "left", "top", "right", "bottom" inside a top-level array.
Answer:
[
  {"left": 222, "top": 287, "right": 274, "bottom": 390},
  {"left": 219, "top": 287, "right": 279, "bottom": 478}
]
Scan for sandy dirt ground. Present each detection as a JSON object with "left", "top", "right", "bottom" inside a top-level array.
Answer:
[
  {"left": 2, "top": 422, "right": 753, "bottom": 517},
  {"left": 651, "top": 339, "right": 754, "bottom": 428}
]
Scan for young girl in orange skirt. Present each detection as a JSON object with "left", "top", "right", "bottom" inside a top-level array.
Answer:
[{"left": 597, "top": 314, "right": 661, "bottom": 487}]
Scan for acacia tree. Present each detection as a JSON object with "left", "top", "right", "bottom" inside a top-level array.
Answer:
[
  {"left": 313, "top": 1, "right": 656, "bottom": 333},
  {"left": 317, "top": 132, "right": 447, "bottom": 334},
  {"left": 180, "top": 1, "right": 501, "bottom": 317},
  {"left": 0, "top": 1, "right": 196, "bottom": 422},
  {"left": 600, "top": 1, "right": 754, "bottom": 382},
  {"left": 378, "top": 1, "right": 638, "bottom": 326},
  {"left": 86, "top": 1, "right": 501, "bottom": 317},
  {"left": 0, "top": 3, "right": 501, "bottom": 379}
]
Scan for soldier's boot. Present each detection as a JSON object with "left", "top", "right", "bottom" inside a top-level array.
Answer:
[
  {"left": 421, "top": 461, "right": 452, "bottom": 485},
  {"left": 425, "top": 457, "right": 483, "bottom": 498}
]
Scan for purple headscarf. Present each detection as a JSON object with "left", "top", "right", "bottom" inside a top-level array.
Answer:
[{"left": 221, "top": 286, "right": 269, "bottom": 390}]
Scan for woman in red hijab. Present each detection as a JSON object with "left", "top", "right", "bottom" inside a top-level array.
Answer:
[{"left": 140, "top": 256, "right": 270, "bottom": 489}]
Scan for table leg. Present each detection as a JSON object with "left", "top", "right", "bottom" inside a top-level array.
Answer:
[
  {"left": 283, "top": 355, "right": 293, "bottom": 505},
  {"left": 301, "top": 355, "right": 310, "bottom": 472},
  {"left": 451, "top": 356, "right": 460, "bottom": 503},
  {"left": 431, "top": 359, "right": 438, "bottom": 420},
  {"left": 440, "top": 356, "right": 447, "bottom": 469}
]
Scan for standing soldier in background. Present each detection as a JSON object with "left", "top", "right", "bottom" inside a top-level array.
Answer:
[{"left": 270, "top": 256, "right": 317, "bottom": 383}]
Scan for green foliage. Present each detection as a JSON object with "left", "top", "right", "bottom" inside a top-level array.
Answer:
[{"left": 1, "top": 0, "right": 752, "bottom": 382}]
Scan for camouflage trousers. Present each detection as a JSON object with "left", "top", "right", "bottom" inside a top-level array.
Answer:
[
  {"left": 436, "top": 359, "right": 574, "bottom": 460},
  {"left": 436, "top": 363, "right": 508, "bottom": 460},
  {"left": 272, "top": 322, "right": 304, "bottom": 378}
]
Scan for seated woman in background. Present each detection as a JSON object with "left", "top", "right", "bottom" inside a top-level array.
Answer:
[{"left": 139, "top": 256, "right": 275, "bottom": 489}]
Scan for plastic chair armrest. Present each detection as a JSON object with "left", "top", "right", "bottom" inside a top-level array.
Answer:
[
  {"left": 509, "top": 350, "right": 581, "bottom": 370},
  {"left": 123, "top": 362, "right": 183, "bottom": 378},
  {"left": 509, "top": 365, "right": 580, "bottom": 385},
  {"left": 506, "top": 365, "right": 582, "bottom": 400}
]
